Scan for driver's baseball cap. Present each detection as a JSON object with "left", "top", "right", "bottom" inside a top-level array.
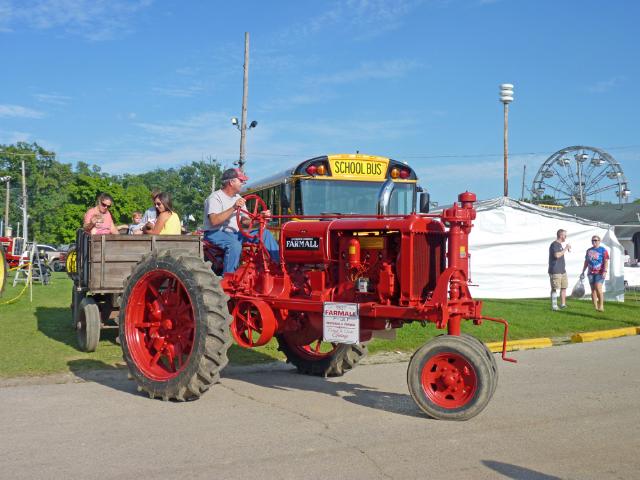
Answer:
[{"left": 221, "top": 168, "right": 249, "bottom": 183}]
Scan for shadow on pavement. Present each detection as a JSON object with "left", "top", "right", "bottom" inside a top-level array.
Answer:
[
  {"left": 67, "top": 359, "right": 136, "bottom": 396},
  {"left": 226, "top": 367, "right": 425, "bottom": 419},
  {"left": 482, "top": 460, "right": 561, "bottom": 480}
]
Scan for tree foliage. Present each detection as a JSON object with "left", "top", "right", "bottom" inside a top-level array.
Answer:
[{"left": 0, "top": 143, "right": 222, "bottom": 245}]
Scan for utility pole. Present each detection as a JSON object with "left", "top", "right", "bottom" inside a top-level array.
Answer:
[
  {"left": 4, "top": 177, "right": 10, "bottom": 236},
  {"left": 499, "top": 84, "right": 514, "bottom": 197},
  {"left": 238, "top": 32, "right": 250, "bottom": 170},
  {"left": 521, "top": 165, "right": 526, "bottom": 201},
  {"left": 21, "top": 158, "right": 28, "bottom": 245}
]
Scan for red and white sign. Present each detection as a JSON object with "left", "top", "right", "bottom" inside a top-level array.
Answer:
[{"left": 323, "top": 302, "right": 359, "bottom": 344}]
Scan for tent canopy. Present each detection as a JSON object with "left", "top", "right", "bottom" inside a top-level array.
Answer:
[{"left": 464, "top": 197, "right": 624, "bottom": 300}]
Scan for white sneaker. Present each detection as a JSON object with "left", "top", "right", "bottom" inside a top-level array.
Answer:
[{"left": 552, "top": 305, "right": 559, "bottom": 311}]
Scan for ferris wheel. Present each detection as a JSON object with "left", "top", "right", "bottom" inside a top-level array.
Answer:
[{"left": 532, "top": 146, "right": 631, "bottom": 206}]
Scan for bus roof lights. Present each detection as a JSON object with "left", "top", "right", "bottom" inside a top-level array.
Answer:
[
  {"left": 306, "top": 165, "right": 317, "bottom": 176},
  {"left": 399, "top": 169, "right": 410, "bottom": 179},
  {"left": 316, "top": 164, "right": 327, "bottom": 175},
  {"left": 390, "top": 168, "right": 400, "bottom": 179}
]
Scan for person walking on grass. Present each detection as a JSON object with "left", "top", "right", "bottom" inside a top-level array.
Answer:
[
  {"left": 580, "top": 235, "right": 609, "bottom": 312},
  {"left": 548, "top": 228, "right": 571, "bottom": 311}
]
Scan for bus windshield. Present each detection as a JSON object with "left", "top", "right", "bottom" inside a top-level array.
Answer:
[{"left": 298, "top": 180, "right": 415, "bottom": 215}]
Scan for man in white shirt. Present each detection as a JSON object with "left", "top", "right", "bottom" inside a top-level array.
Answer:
[{"left": 203, "top": 168, "right": 279, "bottom": 273}]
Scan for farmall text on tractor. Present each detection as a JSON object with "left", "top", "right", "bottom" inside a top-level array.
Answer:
[{"left": 119, "top": 191, "right": 515, "bottom": 421}]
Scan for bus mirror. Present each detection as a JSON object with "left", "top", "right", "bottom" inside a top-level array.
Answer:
[{"left": 419, "top": 192, "right": 430, "bottom": 213}]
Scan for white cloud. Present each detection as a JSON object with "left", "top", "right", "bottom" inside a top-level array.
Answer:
[
  {"left": 0, "top": 104, "right": 45, "bottom": 118},
  {"left": 33, "top": 93, "right": 71, "bottom": 105},
  {"left": 151, "top": 85, "right": 205, "bottom": 98},
  {"left": 0, "top": 0, "right": 153, "bottom": 41},
  {"left": 586, "top": 76, "right": 626, "bottom": 94},
  {"left": 0, "top": 129, "right": 33, "bottom": 144},
  {"left": 312, "top": 59, "right": 421, "bottom": 85},
  {"left": 278, "top": 0, "right": 422, "bottom": 42}
]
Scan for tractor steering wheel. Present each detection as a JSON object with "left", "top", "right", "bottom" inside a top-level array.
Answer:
[{"left": 236, "top": 194, "right": 268, "bottom": 240}]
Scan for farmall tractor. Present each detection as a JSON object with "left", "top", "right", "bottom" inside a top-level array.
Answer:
[{"left": 119, "top": 191, "right": 515, "bottom": 421}]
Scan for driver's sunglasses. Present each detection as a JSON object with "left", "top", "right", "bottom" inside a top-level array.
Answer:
[{"left": 101, "top": 202, "right": 112, "bottom": 209}]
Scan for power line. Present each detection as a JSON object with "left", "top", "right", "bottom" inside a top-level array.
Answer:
[{"left": 1, "top": 144, "right": 638, "bottom": 162}]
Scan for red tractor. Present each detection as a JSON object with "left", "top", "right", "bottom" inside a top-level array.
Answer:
[{"left": 118, "top": 191, "right": 514, "bottom": 420}]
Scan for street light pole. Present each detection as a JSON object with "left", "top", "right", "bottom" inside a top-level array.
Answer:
[
  {"left": 21, "top": 158, "right": 28, "bottom": 245},
  {"left": 239, "top": 32, "right": 250, "bottom": 170},
  {"left": 1, "top": 175, "right": 10, "bottom": 236},
  {"left": 500, "top": 83, "right": 514, "bottom": 197}
]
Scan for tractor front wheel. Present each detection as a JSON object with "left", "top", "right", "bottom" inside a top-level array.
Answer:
[
  {"left": 119, "top": 249, "right": 232, "bottom": 401},
  {"left": 407, "top": 335, "right": 494, "bottom": 421},
  {"left": 459, "top": 333, "right": 498, "bottom": 398},
  {"left": 276, "top": 334, "right": 367, "bottom": 377}
]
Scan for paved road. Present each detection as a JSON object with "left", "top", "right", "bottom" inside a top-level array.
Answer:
[{"left": 1, "top": 337, "right": 639, "bottom": 480}]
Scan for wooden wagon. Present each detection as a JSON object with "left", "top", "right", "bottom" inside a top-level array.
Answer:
[{"left": 71, "top": 230, "right": 203, "bottom": 351}]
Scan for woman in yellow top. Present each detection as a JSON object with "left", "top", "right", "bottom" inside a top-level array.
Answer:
[{"left": 144, "top": 192, "right": 181, "bottom": 235}]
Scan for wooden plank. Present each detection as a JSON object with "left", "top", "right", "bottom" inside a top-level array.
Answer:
[
  {"left": 86, "top": 234, "right": 203, "bottom": 291},
  {"left": 89, "top": 262, "right": 138, "bottom": 290}
]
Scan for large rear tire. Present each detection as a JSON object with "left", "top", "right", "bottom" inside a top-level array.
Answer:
[
  {"left": 407, "top": 335, "right": 495, "bottom": 421},
  {"left": 119, "top": 249, "right": 232, "bottom": 401},
  {"left": 77, "top": 297, "right": 101, "bottom": 352},
  {"left": 276, "top": 334, "right": 367, "bottom": 377}
]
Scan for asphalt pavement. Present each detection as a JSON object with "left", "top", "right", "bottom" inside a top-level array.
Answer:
[{"left": 1, "top": 336, "right": 639, "bottom": 480}]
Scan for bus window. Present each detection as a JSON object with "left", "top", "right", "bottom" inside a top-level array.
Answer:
[{"left": 298, "top": 180, "right": 415, "bottom": 215}]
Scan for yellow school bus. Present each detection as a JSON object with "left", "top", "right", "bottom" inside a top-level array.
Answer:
[{"left": 244, "top": 153, "right": 425, "bottom": 228}]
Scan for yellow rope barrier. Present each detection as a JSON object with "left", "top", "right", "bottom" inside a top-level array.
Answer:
[
  {"left": 0, "top": 281, "right": 29, "bottom": 305},
  {"left": 0, "top": 264, "right": 33, "bottom": 306}
]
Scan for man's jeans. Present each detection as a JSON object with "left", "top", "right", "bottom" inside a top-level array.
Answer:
[{"left": 204, "top": 229, "right": 280, "bottom": 273}]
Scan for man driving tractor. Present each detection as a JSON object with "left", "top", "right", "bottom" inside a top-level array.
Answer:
[{"left": 203, "top": 168, "right": 279, "bottom": 273}]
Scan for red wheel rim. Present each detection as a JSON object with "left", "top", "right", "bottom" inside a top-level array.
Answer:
[
  {"left": 231, "top": 300, "right": 276, "bottom": 348},
  {"left": 125, "top": 270, "right": 195, "bottom": 381},
  {"left": 287, "top": 337, "right": 338, "bottom": 361},
  {"left": 421, "top": 352, "right": 477, "bottom": 409}
]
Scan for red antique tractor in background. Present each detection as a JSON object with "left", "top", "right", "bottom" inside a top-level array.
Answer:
[{"left": 118, "top": 191, "right": 515, "bottom": 421}]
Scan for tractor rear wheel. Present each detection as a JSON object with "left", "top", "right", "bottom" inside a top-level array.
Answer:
[
  {"left": 276, "top": 334, "right": 367, "bottom": 377},
  {"left": 119, "top": 249, "right": 232, "bottom": 401},
  {"left": 407, "top": 335, "right": 494, "bottom": 421},
  {"left": 77, "top": 297, "right": 101, "bottom": 352}
]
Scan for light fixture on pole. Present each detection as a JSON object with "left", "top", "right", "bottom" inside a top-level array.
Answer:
[
  {"left": 231, "top": 116, "right": 258, "bottom": 169},
  {"left": 499, "top": 83, "right": 514, "bottom": 197}
]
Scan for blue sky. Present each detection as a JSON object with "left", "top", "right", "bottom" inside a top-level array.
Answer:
[{"left": 0, "top": 0, "right": 638, "bottom": 204}]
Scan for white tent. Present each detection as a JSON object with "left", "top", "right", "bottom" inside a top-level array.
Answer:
[{"left": 465, "top": 197, "right": 624, "bottom": 301}]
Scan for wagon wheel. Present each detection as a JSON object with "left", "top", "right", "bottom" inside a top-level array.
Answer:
[
  {"left": 70, "top": 286, "right": 86, "bottom": 328},
  {"left": 276, "top": 332, "right": 367, "bottom": 377},
  {"left": 119, "top": 249, "right": 232, "bottom": 401},
  {"left": 231, "top": 299, "right": 276, "bottom": 348},
  {"left": 77, "top": 296, "right": 101, "bottom": 352},
  {"left": 407, "top": 335, "right": 495, "bottom": 420},
  {"left": 236, "top": 194, "right": 268, "bottom": 240}
]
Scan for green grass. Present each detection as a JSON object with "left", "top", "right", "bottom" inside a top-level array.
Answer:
[{"left": 1, "top": 273, "right": 638, "bottom": 377}]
